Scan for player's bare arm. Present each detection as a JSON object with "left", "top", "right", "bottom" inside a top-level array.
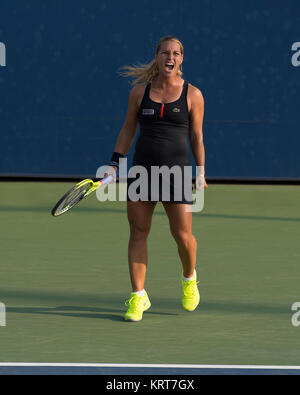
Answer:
[
  {"left": 114, "top": 84, "right": 145, "bottom": 155},
  {"left": 188, "top": 84, "right": 207, "bottom": 188}
]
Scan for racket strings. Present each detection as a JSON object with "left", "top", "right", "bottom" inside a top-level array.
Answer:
[
  {"left": 53, "top": 183, "right": 92, "bottom": 216},
  {"left": 51, "top": 177, "right": 109, "bottom": 217}
]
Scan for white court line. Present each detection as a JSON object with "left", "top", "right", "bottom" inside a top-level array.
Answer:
[{"left": 0, "top": 363, "right": 300, "bottom": 370}]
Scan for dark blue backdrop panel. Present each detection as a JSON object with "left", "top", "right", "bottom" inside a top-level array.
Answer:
[{"left": 0, "top": 0, "right": 299, "bottom": 178}]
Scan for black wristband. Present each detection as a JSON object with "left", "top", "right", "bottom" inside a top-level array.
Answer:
[{"left": 110, "top": 152, "right": 125, "bottom": 168}]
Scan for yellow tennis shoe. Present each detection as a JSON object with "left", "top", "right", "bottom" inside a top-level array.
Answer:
[
  {"left": 181, "top": 271, "right": 200, "bottom": 311},
  {"left": 124, "top": 291, "right": 151, "bottom": 322}
]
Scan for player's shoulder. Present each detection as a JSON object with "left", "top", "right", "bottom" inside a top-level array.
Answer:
[
  {"left": 128, "top": 83, "right": 147, "bottom": 107},
  {"left": 128, "top": 83, "right": 146, "bottom": 101},
  {"left": 129, "top": 83, "right": 147, "bottom": 97},
  {"left": 187, "top": 82, "right": 204, "bottom": 103}
]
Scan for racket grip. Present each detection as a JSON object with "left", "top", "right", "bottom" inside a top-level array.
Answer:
[{"left": 100, "top": 174, "right": 115, "bottom": 185}]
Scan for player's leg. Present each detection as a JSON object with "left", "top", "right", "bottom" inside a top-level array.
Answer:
[
  {"left": 162, "top": 202, "right": 197, "bottom": 278},
  {"left": 125, "top": 200, "right": 156, "bottom": 322},
  {"left": 162, "top": 202, "right": 200, "bottom": 311},
  {"left": 127, "top": 200, "right": 157, "bottom": 292}
]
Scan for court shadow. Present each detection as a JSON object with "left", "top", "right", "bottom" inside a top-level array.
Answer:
[
  {"left": 197, "top": 300, "right": 291, "bottom": 315},
  {"left": 7, "top": 306, "right": 123, "bottom": 322},
  {"left": 1, "top": 204, "right": 300, "bottom": 223},
  {"left": 6, "top": 305, "right": 178, "bottom": 322},
  {"left": 2, "top": 287, "right": 292, "bottom": 318}
]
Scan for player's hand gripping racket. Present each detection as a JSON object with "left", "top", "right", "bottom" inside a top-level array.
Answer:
[{"left": 51, "top": 174, "right": 114, "bottom": 217}]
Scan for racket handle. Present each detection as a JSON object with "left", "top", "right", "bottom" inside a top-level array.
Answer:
[{"left": 100, "top": 174, "right": 115, "bottom": 185}]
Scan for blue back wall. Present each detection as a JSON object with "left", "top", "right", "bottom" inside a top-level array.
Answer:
[{"left": 0, "top": 0, "right": 299, "bottom": 179}]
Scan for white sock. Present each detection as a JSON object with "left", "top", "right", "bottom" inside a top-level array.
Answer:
[
  {"left": 183, "top": 270, "right": 196, "bottom": 282},
  {"left": 132, "top": 289, "right": 145, "bottom": 297}
]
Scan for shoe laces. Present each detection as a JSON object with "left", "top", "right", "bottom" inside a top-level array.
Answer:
[
  {"left": 183, "top": 280, "right": 199, "bottom": 297},
  {"left": 125, "top": 294, "right": 143, "bottom": 311}
]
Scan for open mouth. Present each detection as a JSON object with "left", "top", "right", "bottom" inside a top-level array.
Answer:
[{"left": 165, "top": 62, "right": 174, "bottom": 71}]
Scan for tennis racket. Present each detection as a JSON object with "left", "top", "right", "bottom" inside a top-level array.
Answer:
[{"left": 51, "top": 174, "right": 114, "bottom": 217}]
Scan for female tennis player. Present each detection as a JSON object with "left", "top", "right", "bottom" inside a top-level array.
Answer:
[{"left": 107, "top": 35, "right": 207, "bottom": 321}]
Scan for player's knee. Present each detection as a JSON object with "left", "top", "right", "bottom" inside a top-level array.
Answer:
[
  {"left": 129, "top": 221, "right": 151, "bottom": 240},
  {"left": 172, "top": 230, "right": 194, "bottom": 249}
]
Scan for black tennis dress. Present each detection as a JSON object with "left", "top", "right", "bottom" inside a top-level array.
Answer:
[{"left": 127, "top": 80, "right": 193, "bottom": 204}]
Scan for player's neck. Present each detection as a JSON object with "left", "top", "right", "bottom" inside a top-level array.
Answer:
[{"left": 152, "top": 75, "right": 183, "bottom": 89}]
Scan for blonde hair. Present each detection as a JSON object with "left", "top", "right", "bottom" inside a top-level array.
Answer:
[{"left": 119, "top": 36, "right": 184, "bottom": 85}]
